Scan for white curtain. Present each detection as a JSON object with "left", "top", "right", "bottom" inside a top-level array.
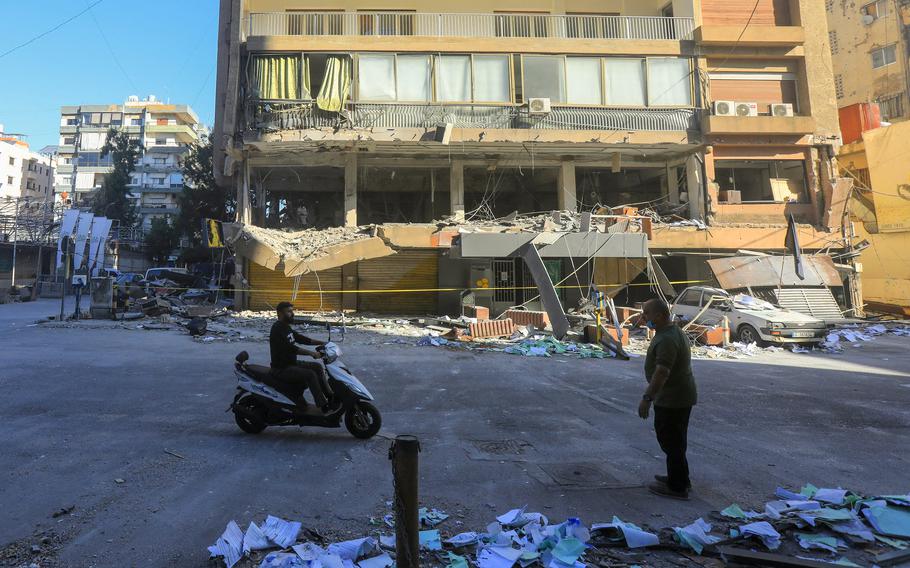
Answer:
[
  {"left": 566, "top": 57, "right": 603, "bottom": 105},
  {"left": 358, "top": 54, "right": 396, "bottom": 101},
  {"left": 436, "top": 55, "right": 472, "bottom": 102},
  {"left": 523, "top": 56, "right": 566, "bottom": 103},
  {"left": 473, "top": 55, "right": 511, "bottom": 102},
  {"left": 648, "top": 58, "right": 692, "bottom": 106},
  {"left": 605, "top": 58, "right": 647, "bottom": 106},
  {"left": 396, "top": 55, "right": 431, "bottom": 101}
]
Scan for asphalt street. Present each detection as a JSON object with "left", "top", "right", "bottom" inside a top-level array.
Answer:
[{"left": 1, "top": 300, "right": 908, "bottom": 567}]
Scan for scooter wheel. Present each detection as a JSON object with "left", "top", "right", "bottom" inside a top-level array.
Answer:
[
  {"left": 344, "top": 402, "right": 382, "bottom": 439},
  {"left": 233, "top": 396, "right": 267, "bottom": 434}
]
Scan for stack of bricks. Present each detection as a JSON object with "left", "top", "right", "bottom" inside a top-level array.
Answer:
[
  {"left": 502, "top": 309, "right": 550, "bottom": 330},
  {"left": 469, "top": 318, "right": 516, "bottom": 339}
]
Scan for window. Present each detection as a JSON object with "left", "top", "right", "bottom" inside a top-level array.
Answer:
[
  {"left": 715, "top": 160, "right": 808, "bottom": 203},
  {"left": 131, "top": 118, "right": 142, "bottom": 126},
  {"left": 495, "top": 12, "right": 550, "bottom": 38},
  {"left": 153, "top": 157, "right": 167, "bottom": 165},
  {"left": 358, "top": 11, "right": 415, "bottom": 36},
  {"left": 7, "top": 176, "right": 13, "bottom": 185},
  {"left": 566, "top": 57, "right": 603, "bottom": 104},
  {"left": 358, "top": 54, "right": 396, "bottom": 101},
  {"left": 648, "top": 58, "right": 692, "bottom": 106},
  {"left": 871, "top": 44, "right": 898, "bottom": 69},
  {"left": 829, "top": 31, "right": 839, "bottom": 54},
  {"left": 63, "top": 136, "right": 75, "bottom": 145},
  {"left": 605, "top": 59, "right": 647, "bottom": 106},
  {"left": 473, "top": 55, "right": 511, "bottom": 103},
  {"left": 66, "top": 118, "right": 78, "bottom": 126},
  {"left": 435, "top": 55, "right": 472, "bottom": 102},
  {"left": 877, "top": 93, "right": 905, "bottom": 120},
  {"left": 395, "top": 55, "right": 431, "bottom": 102},
  {"left": 523, "top": 55, "right": 566, "bottom": 103},
  {"left": 826, "top": 0, "right": 835, "bottom": 12},
  {"left": 8, "top": 157, "right": 14, "bottom": 166},
  {"left": 677, "top": 289, "right": 702, "bottom": 307},
  {"left": 862, "top": 0, "right": 889, "bottom": 21},
  {"left": 250, "top": 54, "right": 303, "bottom": 99},
  {"left": 155, "top": 138, "right": 167, "bottom": 146},
  {"left": 835, "top": 75, "right": 845, "bottom": 99}
]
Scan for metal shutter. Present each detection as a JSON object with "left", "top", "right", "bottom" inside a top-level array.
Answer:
[
  {"left": 357, "top": 250, "right": 439, "bottom": 315},
  {"left": 248, "top": 261, "right": 343, "bottom": 313},
  {"left": 773, "top": 288, "right": 844, "bottom": 322}
]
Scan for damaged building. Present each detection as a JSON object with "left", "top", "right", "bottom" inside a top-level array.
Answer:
[{"left": 212, "top": 0, "right": 858, "bottom": 317}]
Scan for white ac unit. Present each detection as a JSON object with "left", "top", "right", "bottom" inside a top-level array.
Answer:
[
  {"left": 735, "top": 102, "right": 759, "bottom": 117},
  {"left": 771, "top": 103, "right": 795, "bottom": 117},
  {"left": 713, "top": 100, "right": 736, "bottom": 116},
  {"left": 528, "top": 98, "right": 552, "bottom": 115}
]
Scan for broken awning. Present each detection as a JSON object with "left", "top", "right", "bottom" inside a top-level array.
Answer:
[
  {"left": 707, "top": 255, "right": 842, "bottom": 290},
  {"left": 452, "top": 232, "right": 649, "bottom": 259}
]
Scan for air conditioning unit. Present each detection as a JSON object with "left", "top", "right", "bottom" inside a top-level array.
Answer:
[
  {"left": 771, "top": 103, "right": 795, "bottom": 117},
  {"left": 735, "top": 102, "right": 759, "bottom": 117},
  {"left": 528, "top": 98, "right": 552, "bottom": 115},
  {"left": 714, "top": 100, "right": 736, "bottom": 116}
]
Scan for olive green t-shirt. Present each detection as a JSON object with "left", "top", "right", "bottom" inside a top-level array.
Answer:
[{"left": 644, "top": 324, "right": 697, "bottom": 408}]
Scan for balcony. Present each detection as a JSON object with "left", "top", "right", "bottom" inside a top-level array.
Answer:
[
  {"left": 146, "top": 124, "right": 197, "bottom": 142},
  {"left": 695, "top": 25, "right": 804, "bottom": 47},
  {"left": 247, "top": 101, "right": 700, "bottom": 134},
  {"left": 146, "top": 144, "right": 190, "bottom": 154},
  {"left": 246, "top": 12, "right": 696, "bottom": 42}
]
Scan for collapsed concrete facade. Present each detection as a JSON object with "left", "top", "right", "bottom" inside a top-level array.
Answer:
[{"left": 213, "top": 0, "right": 859, "bottom": 316}]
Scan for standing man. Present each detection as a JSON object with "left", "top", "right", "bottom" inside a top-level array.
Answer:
[{"left": 638, "top": 298, "right": 697, "bottom": 500}]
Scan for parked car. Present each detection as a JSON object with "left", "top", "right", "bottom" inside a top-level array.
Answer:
[
  {"left": 115, "top": 273, "right": 144, "bottom": 286},
  {"left": 144, "top": 267, "right": 189, "bottom": 282},
  {"left": 671, "top": 286, "right": 828, "bottom": 346}
]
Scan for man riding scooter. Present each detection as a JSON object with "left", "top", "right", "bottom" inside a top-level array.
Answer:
[{"left": 269, "top": 302, "right": 341, "bottom": 415}]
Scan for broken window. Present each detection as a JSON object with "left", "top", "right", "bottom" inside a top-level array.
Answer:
[
  {"left": 523, "top": 55, "right": 566, "bottom": 103},
  {"left": 877, "top": 93, "right": 904, "bottom": 120},
  {"left": 605, "top": 59, "right": 647, "bottom": 106},
  {"left": 861, "top": 0, "right": 889, "bottom": 21},
  {"left": 714, "top": 160, "right": 808, "bottom": 203},
  {"left": 648, "top": 58, "right": 692, "bottom": 106},
  {"left": 676, "top": 289, "right": 702, "bottom": 307},
  {"left": 250, "top": 54, "right": 305, "bottom": 100},
  {"left": 871, "top": 44, "right": 897, "bottom": 69},
  {"left": 566, "top": 57, "right": 603, "bottom": 105}
]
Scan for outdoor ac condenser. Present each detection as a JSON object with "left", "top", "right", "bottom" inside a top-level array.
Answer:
[
  {"left": 735, "top": 102, "right": 759, "bottom": 117},
  {"left": 528, "top": 98, "right": 552, "bottom": 115},
  {"left": 771, "top": 103, "right": 795, "bottom": 117},
  {"left": 714, "top": 100, "right": 736, "bottom": 116}
]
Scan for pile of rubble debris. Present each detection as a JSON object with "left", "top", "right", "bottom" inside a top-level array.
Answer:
[{"left": 208, "top": 483, "right": 910, "bottom": 568}]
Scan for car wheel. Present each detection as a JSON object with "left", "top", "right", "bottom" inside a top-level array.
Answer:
[{"left": 737, "top": 324, "right": 766, "bottom": 347}]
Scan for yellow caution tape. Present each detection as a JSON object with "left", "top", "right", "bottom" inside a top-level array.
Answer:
[{"left": 135, "top": 280, "right": 710, "bottom": 295}]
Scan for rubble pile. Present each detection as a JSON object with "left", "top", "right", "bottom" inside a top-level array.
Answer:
[
  {"left": 243, "top": 225, "right": 374, "bottom": 260},
  {"left": 208, "top": 483, "right": 910, "bottom": 568}
]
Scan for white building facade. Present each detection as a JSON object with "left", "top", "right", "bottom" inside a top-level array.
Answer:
[
  {"left": 55, "top": 97, "right": 206, "bottom": 230},
  {"left": 0, "top": 127, "right": 55, "bottom": 203}
]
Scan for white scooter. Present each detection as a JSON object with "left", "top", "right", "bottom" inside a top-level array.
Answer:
[{"left": 229, "top": 342, "right": 382, "bottom": 439}]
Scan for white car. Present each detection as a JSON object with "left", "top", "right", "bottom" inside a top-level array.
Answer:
[{"left": 671, "top": 286, "right": 828, "bottom": 346}]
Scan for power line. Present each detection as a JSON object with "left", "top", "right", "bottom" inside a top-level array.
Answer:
[
  {"left": 0, "top": 0, "right": 106, "bottom": 60},
  {"left": 84, "top": 0, "right": 138, "bottom": 92}
]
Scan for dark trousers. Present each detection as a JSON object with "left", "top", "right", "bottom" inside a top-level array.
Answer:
[
  {"left": 276, "top": 362, "right": 332, "bottom": 407},
  {"left": 654, "top": 405, "right": 692, "bottom": 492}
]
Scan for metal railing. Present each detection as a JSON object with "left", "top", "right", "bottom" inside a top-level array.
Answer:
[
  {"left": 247, "top": 101, "right": 700, "bottom": 132},
  {"left": 246, "top": 12, "right": 695, "bottom": 41}
]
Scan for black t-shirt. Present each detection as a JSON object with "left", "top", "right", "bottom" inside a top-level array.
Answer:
[{"left": 269, "top": 321, "right": 319, "bottom": 369}]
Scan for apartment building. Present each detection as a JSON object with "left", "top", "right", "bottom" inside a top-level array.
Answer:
[
  {"left": 214, "top": 0, "right": 850, "bottom": 314},
  {"left": 826, "top": 0, "right": 910, "bottom": 123},
  {"left": 55, "top": 97, "right": 206, "bottom": 230},
  {"left": 0, "top": 127, "right": 55, "bottom": 203}
]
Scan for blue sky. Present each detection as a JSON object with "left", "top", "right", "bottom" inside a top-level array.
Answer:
[{"left": 0, "top": 0, "right": 219, "bottom": 150}]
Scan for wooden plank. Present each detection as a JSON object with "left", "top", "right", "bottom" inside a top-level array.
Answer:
[
  {"left": 717, "top": 546, "right": 847, "bottom": 568},
  {"left": 874, "top": 547, "right": 910, "bottom": 567}
]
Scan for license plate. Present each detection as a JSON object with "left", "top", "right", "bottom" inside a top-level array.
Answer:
[{"left": 792, "top": 331, "right": 814, "bottom": 338}]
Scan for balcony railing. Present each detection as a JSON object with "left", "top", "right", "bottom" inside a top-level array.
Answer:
[
  {"left": 246, "top": 12, "right": 696, "bottom": 42},
  {"left": 247, "top": 101, "right": 700, "bottom": 133}
]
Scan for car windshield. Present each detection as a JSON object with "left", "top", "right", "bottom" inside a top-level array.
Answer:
[{"left": 732, "top": 293, "right": 777, "bottom": 311}]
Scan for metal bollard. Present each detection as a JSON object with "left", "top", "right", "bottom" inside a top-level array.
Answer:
[{"left": 389, "top": 435, "right": 420, "bottom": 568}]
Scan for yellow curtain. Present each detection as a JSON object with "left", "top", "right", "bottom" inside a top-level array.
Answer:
[
  {"left": 252, "top": 55, "right": 304, "bottom": 100},
  {"left": 316, "top": 56, "right": 352, "bottom": 112}
]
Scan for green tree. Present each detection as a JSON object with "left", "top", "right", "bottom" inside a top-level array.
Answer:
[
  {"left": 177, "top": 138, "right": 235, "bottom": 243},
  {"left": 93, "top": 129, "right": 141, "bottom": 226},
  {"left": 144, "top": 217, "right": 181, "bottom": 265}
]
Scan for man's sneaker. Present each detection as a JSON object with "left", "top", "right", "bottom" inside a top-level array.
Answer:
[
  {"left": 654, "top": 475, "right": 692, "bottom": 490},
  {"left": 648, "top": 481, "right": 690, "bottom": 500}
]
